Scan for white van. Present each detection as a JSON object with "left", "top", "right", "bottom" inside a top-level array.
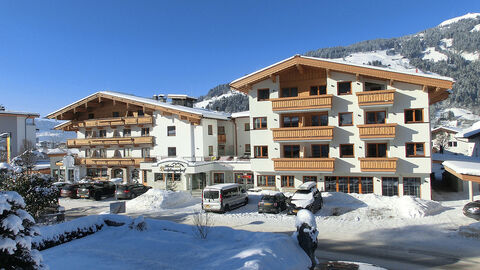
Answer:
[{"left": 202, "top": 183, "right": 248, "bottom": 213}]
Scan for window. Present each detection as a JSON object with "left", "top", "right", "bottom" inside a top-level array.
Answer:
[
  {"left": 258, "top": 89, "right": 270, "bottom": 101},
  {"left": 113, "top": 130, "right": 120, "bottom": 137},
  {"left": 403, "top": 177, "right": 421, "bottom": 197},
  {"left": 166, "top": 173, "right": 181, "bottom": 182},
  {"left": 281, "top": 175, "right": 294, "bottom": 187},
  {"left": 405, "top": 109, "right": 424, "bottom": 123},
  {"left": 141, "top": 128, "right": 150, "bottom": 136},
  {"left": 366, "top": 143, "right": 387, "bottom": 158},
  {"left": 282, "top": 116, "right": 299, "bottom": 127},
  {"left": 142, "top": 148, "right": 150, "bottom": 158},
  {"left": 112, "top": 112, "right": 120, "bottom": 117},
  {"left": 87, "top": 168, "right": 108, "bottom": 178},
  {"left": 208, "top": 146, "right": 214, "bottom": 156},
  {"left": 213, "top": 173, "right": 225, "bottom": 184},
  {"left": 406, "top": 143, "right": 425, "bottom": 157},
  {"left": 85, "top": 149, "right": 91, "bottom": 157},
  {"left": 364, "top": 82, "right": 386, "bottom": 91},
  {"left": 85, "top": 130, "right": 93, "bottom": 138},
  {"left": 99, "top": 149, "right": 106, "bottom": 158},
  {"left": 257, "top": 175, "right": 275, "bottom": 187},
  {"left": 235, "top": 173, "right": 253, "bottom": 185},
  {"left": 254, "top": 146, "right": 268, "bottom": 158},
  {"left": 245, "top": 144, "right": 251, "bottom": 155},
  {"left": 154, "top": 173, "right": 164, "bottom": 181},
  {"left": 339, "top": 112, "right": 353, "bottom": 126},
  {"left": 338, "top": 177, "right": 349, "bottom": 193},
  {"left": 325, "top": 176, "right": 337, "bottom": 192},
  {"left": 123, "top": 129, "right": 131, "bottom": 137},
  {"left": 88, "top": 113, "right": 94, "bottom": 119},
  {"left": 244, "top": 123, "right": 250, "bottom": 131},
  {"left": 218, "top": 126, "right": 225, "bottom": 135},
  {"left": 218, "top": 145, "right": 225, "bottom": 156},
  {"left": 114, "top": 150, "right": 122, "bottom": 158},
  {"left": 311, "top": 113, "right": 328, "bottom": 126},
  {"left": 99, "top": 130, "right": 107, "bottom": 138},
  {"left": 310, "top": 85, "right": 327, "bottom": 95},
  {"left": 338, "top": 82, "right": 352, "bottom": 95},
  {"left": 124, "top": 148, "right": 132, "bottom": 158},
  {"left": 253, "top": 117, "right": 267, "bottom": 130},
  {"left": 326, "top": 176, "right": 373, "bottom": 194},
  {"left": 312, "top": 144, "right": 329, "bottom": 158},
  {"left": 303, "top": 176, "right": 317, "bottom": 183},
  {"left": 208, "top": 125, "right": 213, "bottom": 135},
  {"left": 168, "top": 147, "right": 176, "bottom": 157},
  {"left": 137, "top": 110, "right": 144, "bottom": 116},
  {"left": 382, "top": 177, "right": 399, "bottom": 196},
  {"left": 360, "top": 177, "right": 374, "bottom": 194},
  {"left": 365, "top": 111, "right": 386, "bottom": 124},
  {"left": 167, "top": 126, "right": 176, "bottom": 136},
  {"left": 448, "top": 141, "right": 458, "bottom": 147},
  {"left": 340, "top": 144, "right": 354, "bottom": 157},
  {"left": 284, "top": 145, "right": 300, "bottom": 158},
  {"left": 281, "top": 87, "right": 298, "bottom": 98}
]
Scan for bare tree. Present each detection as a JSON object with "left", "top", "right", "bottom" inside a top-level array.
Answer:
[{"left": 192, "top": 210, "right": 213, "bottom": 239}]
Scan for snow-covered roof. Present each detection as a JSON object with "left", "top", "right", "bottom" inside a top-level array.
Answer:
[
  {"left": 443, "top": 160, "right": 480, "bottom": 176},
  {"left": 231, "top": 111, "right": 249, "bottom": 118},
  {"left": 432, "top": 153, "right": 480, "bottom": 162},
  {"left": 46, "top": 91, "right": 231, "bottom": 121},
  {"left": 438, "top": 13, "right": 480, "bottom": 27},
  {"left": 455, "top": 121, "right": 480, "bottom": 138},
  {"left": 167, "top": 94, "right": 197, "bottom": 100},
  {"left": 0, "top": 110, "right": 39, "bottom": 118},
  {"left": 431, "top": 126, "right": 462, "bottom": 134}
]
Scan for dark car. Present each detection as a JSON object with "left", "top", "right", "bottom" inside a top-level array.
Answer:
[
  {"left": 287, "top": 181, "right": 323, "bottom": 215},
  {"left": 53, "top": 182, "right": 70, "bottom": 197},
  {"left": 116, "top": 184, "right": 151, "bottom": 200},
  {"left": 258, "top": 192, "right": 287, "bottom": 214},
  {"left": 77, "top": 181, "right": 116, "bottom": 200},
  {"left": 60, "top": 184, "right": 80, "bottom": 199},
  {"left": 463, "top": 200, "right": 480, "bottom": 221}
]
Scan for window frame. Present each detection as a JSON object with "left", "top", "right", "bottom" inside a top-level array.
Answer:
[
  {"left": 141, "top": 127, "right": 150, "bottom": 136},
  {"left": 311, "top": 144, "right": 329, "bottom": 158},
  {"left": 404, "top": 108, "right": 424, "bottom": 123},
  {"left": 254, "top": 145, "right": 268, "bottom": 158},
  {"left": 245, "top": 144, "right": 251, "bottom": 155},
  {"left": 281, "top": 175, "right": 295, "bottom": 187},
  {"left": 167, "top": 147, "right": 176, "bottom": 157},
  {"left": 365, "top": 110, "right": 386, "bottom": 125},
  {"left": 282, "top": 115, "right": 300, "bottom": 128},
  {"left": 257, "top": 175, "right": 276, "bottom": 187},
  {"left": 303, "top": 176, "right": 317, "bottom": 183},
  {"left": 283, "top": 145, "right": 300, "bottom": 158},
  {"left": 337, "top": 81, "right": 352, "bottom": 95},
  {"left": 382, "top": 177, "right": 399, "bottom": 196},
  {"left": 208, "top": 125, "right": 213, "bottom": 135},
  {"left": 218, "top": 126, "right": 225, "bottom": 135},
  {"left": 366, "top": 143, "right": 388, "bottom": 158},
  {"left": 403, "top": 177, "right": 421, "bottom": 197},
  {"left": 339, "top": 144, "right": 355, "bottom": 158},
  {"left": 253, "top": 117, "right": 268, "bottom": 130},
  {"left": 310, "top": 85, "right": 327, "bottom": 96},
  {"left": 213, "top": 172, "right": 225, "bottom": 184},
  {"left": 167, "top": 126, "right": 176, "bottom": 136},
  {"left": 405, "top": 142, "right": 426, "bottom": 157},
  {"left": 244, "top": 123, "right": 250, "bottom": 131},
  {"left": 208, "top": 145, "right": 214, "bottom": 157},
  {"left": 338, "top": 112, "right": 353, "bottom": 126},
  {"left": 280, "top": 87, "right": 298, "bottom": 98},
  {"left": 257, "top": 89, "right": 270, "bottom": 101}
]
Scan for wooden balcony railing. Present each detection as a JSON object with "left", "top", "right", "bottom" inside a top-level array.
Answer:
[
  {"left": 356, "top": 90, "right": 395, "bottom": 107},
  {"left": 359, "top": 158, "right": 398, "bottom": 172},
  {"left": 75, "top": 157, "right": 156, "bottom": 167},
  {"left": 218, "top": 134, "right": 226, "bottom": 144},
  {"left": 67, "top": 136, "right": 154, "bottom": 147},
  {"left": 358, "top": 124, "right": 396, "bottom": 139},
  {"left": 272, "top": 126, "right": 334, "bottom": 141},
  {"left": 71, "top": 116, "right": 153, "bottom": 129},
  {"left": 273, "top": 158, "right": 335, "bottom": 171},
  {"left": 271, "top": 95, "right": 332, "bottom": 111}
]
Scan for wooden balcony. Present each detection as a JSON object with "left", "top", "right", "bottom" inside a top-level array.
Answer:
[
  {"left": 75, "top": 157, "right": 156, "bottom": 167},
  {"left": 356, "top": 90, "right": 395, "bottom": 107},
  {"left": 272, "top": 126, "right": 334, "bottom": 141},
  {"left": 273, "top": 158, "right": 335, "bottom": 172},
  {"left": 359, "top": 158, "right": 397, "bottom": 172},
  {"left": 218, "top": 134, "right": 226, "bottom": 144},
  {"left": 67, "top": 136, "right": 154, "bottom": 147},
  {"left": 358, "top": 124, "right": 396, "bottom": 139},
  {"left": 71, "top": 116, "right": 153, "bottom": 129},
  {"left": 271, "top": 95, "right": 332, "bottom": 112}
]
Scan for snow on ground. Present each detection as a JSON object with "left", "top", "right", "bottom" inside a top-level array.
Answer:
[
  {"left": 194, "top": 91, "right": 242, "bottom": 109},
  {"left": 436, "top": 107, "right": 480, "bottom": 122},
  {"left": 422, "top": 47, "right": 448, "bottom": 62},
  {"left": 440, "top": 38, "right": 453, "bottom": 49},
  {"left": 460, "top": 51, "right": 479, "bottom": 61},
  {"left": 471, "top": 24, "right": 480, "bottom": 32},
  {"left": 126, "top": 189, "right": 199, "bottom": 212},
  {"left": 438, "top": 13, "right": 480, "bottom": 27},
  {"left": 41, "top": 217, "right": 311, "bottom": 270}
]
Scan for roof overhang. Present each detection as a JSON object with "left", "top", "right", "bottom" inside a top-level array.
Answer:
[
  {"left": 444, "top": 165, "right": 480, "bottom": 183},
  {"left": 230, "top": 55, "right": 454, "bottom": 105}
]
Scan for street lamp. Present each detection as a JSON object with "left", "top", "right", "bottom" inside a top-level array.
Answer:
[{"left": 0, "top": 133, "right": 11, "bottom": 163}]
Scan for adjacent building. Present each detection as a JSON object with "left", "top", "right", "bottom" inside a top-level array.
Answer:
[
  {"left": 230, "top": 55, "right": 454, "bottom": 200},
  {"left": 0, "top": 110, "right": 39, "bottom": 161}
]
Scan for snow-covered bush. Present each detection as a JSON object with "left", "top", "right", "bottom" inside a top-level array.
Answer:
[
  {"left": 0, "top": 191, "right": 44, "bottom": 269},
  {"left": 293, "top": 209, "right": 318, "bottom": 269},
  {"left": 0, "top": 172, "right": 58, "bottom": 220}
]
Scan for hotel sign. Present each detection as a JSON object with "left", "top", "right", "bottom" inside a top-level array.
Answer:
[{"left": 159, "top": 161, "right": 187, "bottom": 173}]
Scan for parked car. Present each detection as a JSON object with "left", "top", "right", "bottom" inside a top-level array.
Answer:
[
  {"left": 202, "top": 183, "right": 248, "bottom": 213},
  {"left": 60, "top": 184, "right": 79, "bottom": 199},
  {"left": 77, "top": 181, "right": 116, "bottom": 200},
  {"left": 53, "top": 182, "right": 70, "bottom": 197},
  {"left": 463, "top": 200, "right": 480, "bottom": 221},
  {"left": 116, "top": 184, "right": 151, "bottom": 199},
  {"left": 258, "top": 191, "right": 287, "bottom": 214},
  {"left": 287, "top": 181, "right": 323, "bottom": 215}
]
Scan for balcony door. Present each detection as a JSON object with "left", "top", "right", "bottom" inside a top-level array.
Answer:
[{"left": 284, "top": 145, "right": 300, "bottom": 158}]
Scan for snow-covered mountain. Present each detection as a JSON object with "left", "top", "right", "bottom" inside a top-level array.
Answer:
[{"left": 35, "top": 118, "right": 76, "bottom": 143}]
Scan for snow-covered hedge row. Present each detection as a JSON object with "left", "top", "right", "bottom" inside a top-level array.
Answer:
[{"left": 33, "top": 215, "right": 131, "bottom": 250}]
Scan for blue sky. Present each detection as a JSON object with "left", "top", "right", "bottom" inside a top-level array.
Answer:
[{"left": 1, "top": 0, "right": 479, "bottom": 116}]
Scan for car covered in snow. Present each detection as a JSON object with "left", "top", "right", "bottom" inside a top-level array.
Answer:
[
  {"left": 115, "top": 184, "right": 152, "bottom": 200},
  {"left": 287, "top": 181, "right": 323, "bottom": 215},
  {"left": 202, "top": 183, "right": 248, "bottom": 213},
  {"left": 258, "top": 191, "right": 287, "bottom": 214},
  {"left": 463, "top": 200, "right": 480, "bottom": 221},
  {"left": 77, "top": 181, "right": 116, "bottom": 200}
]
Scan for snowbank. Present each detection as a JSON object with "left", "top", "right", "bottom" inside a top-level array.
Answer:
[{"left": 126, "top": 189, "right": 195, "bottom": 212}]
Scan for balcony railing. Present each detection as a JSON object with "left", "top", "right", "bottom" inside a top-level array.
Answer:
[
  {"left": 357, "top": 124, "right": 397, "bottom": 139},
  {"left": 218, "top": 134, "right": 226, "bottom": 144},
  {"left": 271, "top": 95, "right": 332, "bottom": 112},
  {"left": 359, "top": 157, "right": 397, "bottom": 172},
  {"left": 273, "top": 158, "right": 335, "bottom": 171},
  {"left": 356, "top": 90, "right": 395, "bottom": 107},
  {"left": 272, "top": 126, "right": 334, "bottom": 141},
  {"left": 67, "top": 136, "right": 154, "bottom": 147},
  {"left": 71, "top": 116, "right": 153, "bottom": 129},
  {"left": 75, "top": 157, "right": 156, "bottom": 167}
]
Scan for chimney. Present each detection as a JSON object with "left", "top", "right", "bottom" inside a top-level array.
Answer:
[
  {"left": 158, "top": 94, "right": 166, "bottom": 102},
  {"left": 0, "top": 105, "right": 4, "bottom": 111},
  {"left": 153, "top": 95, "right": 158, "bottom": 100}
]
